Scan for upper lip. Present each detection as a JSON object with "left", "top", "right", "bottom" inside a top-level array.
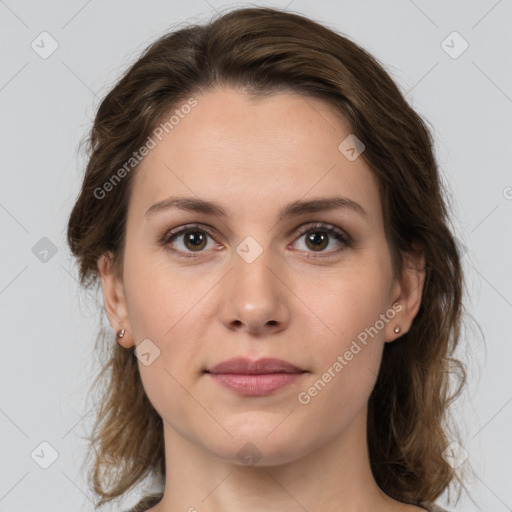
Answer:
[{"left": 206, "top": 357, "right": 305, "bottom": 374}]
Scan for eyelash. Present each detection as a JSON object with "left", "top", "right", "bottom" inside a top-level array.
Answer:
[{"left": 159, "top": 222, "right": 352, "bottom": 259}]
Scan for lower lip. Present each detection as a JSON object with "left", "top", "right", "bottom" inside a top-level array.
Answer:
[{"left": 207, "top": 372, "right": 304, "bottom": 396}]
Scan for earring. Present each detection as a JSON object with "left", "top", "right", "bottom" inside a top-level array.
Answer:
[
  {"left": 394, "top": 326, "right": 401, "bottom": 334},
  {"left": 117, "top": 328, "right": 126, "bottom": 339}
]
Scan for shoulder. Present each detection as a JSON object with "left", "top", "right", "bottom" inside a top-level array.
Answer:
[
  {"left": 124, "top": 497, "right": 452, "bottom": 512},
  {"left": 123, "top": 499, "right": 452, "bottom": 512},
  {"left": 418, "top": 502, "right": 451, "bottom": 512},
  {"left": 123, "top": 494, "right": 162, "bottom": 512}
]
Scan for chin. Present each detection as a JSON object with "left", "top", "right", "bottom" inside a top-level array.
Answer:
[{"left": 203, "top": 428, "right": 308, "bottom": 467}]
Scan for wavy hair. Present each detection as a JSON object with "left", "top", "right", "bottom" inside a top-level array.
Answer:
[{"left": 66, "top": 6, "right": 470, "bottom": 509}]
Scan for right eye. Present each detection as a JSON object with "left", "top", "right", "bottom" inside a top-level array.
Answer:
[{"left": 160, "top": 223, "right": 222, "bottom": 258}]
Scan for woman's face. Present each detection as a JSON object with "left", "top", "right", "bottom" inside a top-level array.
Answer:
[{"left": 100, "top": 86, "right": 423, "bottom": 465}]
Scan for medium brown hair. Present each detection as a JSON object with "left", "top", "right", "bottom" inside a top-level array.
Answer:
[{"left": 67, "top": 6, "right": 470, "bottom": 509}]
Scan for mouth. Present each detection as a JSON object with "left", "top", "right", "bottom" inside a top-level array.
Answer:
[
  {"left": 204, "top": 357, "right": 307, "bottom": 396},
  {"left": 205, "top": 356, "right": 305, "bottom": 374}
]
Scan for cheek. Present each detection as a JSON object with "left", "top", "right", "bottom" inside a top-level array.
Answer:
[
  {"left": 312, "top": 267, "right": 390, "bottom": 343},
  {"left": 302, "top": 269, "right": 389, "bottom": 399},
  {"left": 122, "top": 249, "right": 210, "bottom": 384},
  {"left": 123, "top": 246, "right": 198, "bottom": 340},
  {"left": 299, "top": 294, "right": 386, "bottom": 430},
  {"left": 128, "top": 284, "right": 204, "bottom": 431}
]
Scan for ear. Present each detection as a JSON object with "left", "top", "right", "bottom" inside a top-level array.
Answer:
[
  {"left": 97, "top": 252, "right": 134, "bottom": 348},
  {"left": 386, "top": 245, "right": 425, "bottom": 343}
]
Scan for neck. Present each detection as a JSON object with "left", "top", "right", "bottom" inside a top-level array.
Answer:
[{"left": 153, "top": 406, "right": 398, "bottom": 512}]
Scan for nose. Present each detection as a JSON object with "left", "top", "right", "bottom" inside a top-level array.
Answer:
[{"left": 218, "top": 245, "right": 290, "bottom": 336}]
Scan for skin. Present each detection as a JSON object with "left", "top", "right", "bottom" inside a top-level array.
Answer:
[{"left": 98, "top": 86, "right": 426, "bottom": 512}]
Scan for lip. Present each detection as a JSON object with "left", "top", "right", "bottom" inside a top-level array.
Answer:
[
  {"left": 206, "top": 357, "right": 304, "bottom": 374},
  {"left": 205, "top": 357, "right": 306, "bottom": 396}
]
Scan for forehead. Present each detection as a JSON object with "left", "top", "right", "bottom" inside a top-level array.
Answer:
[{"left": 128, "top": 87, "right": 381, "bottom": 225}]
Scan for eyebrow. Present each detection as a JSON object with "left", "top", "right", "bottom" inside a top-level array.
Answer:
[{"left": 145, "top": 196, "right": 368, "bottom": 221}]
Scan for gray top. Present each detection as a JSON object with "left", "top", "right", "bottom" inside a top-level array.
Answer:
[
  {"left": 424, "top": 504, "right": 450, "bottom": 512},
  {"left": 422, "top": 504, "right": 450, "bottom": 512}
]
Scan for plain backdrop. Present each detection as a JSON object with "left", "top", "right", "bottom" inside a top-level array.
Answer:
[{"left": 1, "top": 1, "right": 511, "bottom": 511}]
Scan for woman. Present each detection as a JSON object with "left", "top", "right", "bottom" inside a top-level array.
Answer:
[{"left": 66, "top": 7, "right": 469, "bottom": 512}]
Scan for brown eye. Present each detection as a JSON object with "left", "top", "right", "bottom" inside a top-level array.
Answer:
[
  {"left": 161, "top": 225, "right": 217, "bottom": 257},
  {"left": 292, "top": 223, "right": 351, "bottom": 256},
  {"left": 305, "top": 231, "right": 329, "bottom": 251},
  {"left": 182, "top": 230, "right": 208, "bottom": 251}
]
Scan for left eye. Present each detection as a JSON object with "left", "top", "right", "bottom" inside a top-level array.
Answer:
[
  {"left": 292, "top": 223, "right": 350, "bottom": 254},
  {"left": 161, "top": 222, "right": 350, "bottom": 258}
]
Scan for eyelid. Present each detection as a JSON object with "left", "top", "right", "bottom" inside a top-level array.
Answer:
[
  {"left": 160, "top": 221, "right": 352, "bottom": 257},
  {"left": 161, "top": 222, "right": 221, "bottom": 244},
  {"left": 293, "top": 222, "right": 351, "bottom": 243}
]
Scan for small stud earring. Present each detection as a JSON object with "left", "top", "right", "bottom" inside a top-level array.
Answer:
[
  {"left": 117, "top": 328, "right": 126, "bottom": 339},
  {"left": 394, "top": 326, "right": 401, "bottom": 334}
]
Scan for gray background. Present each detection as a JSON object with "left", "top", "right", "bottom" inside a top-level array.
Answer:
[{"left": 0, "top": 0, "right": 511, "bottom": 510}]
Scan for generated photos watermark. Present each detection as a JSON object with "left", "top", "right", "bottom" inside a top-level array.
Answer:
[
  {"left": 297, "top": 302, "right": 403, "bottom": 405},
  {"left": 93, "top": 97, "right": 198, "bottom": 200}
]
